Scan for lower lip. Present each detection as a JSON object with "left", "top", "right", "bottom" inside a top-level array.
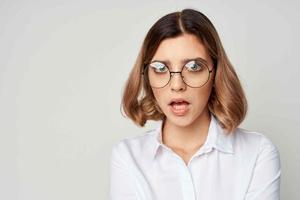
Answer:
[{"left": 169, "top": 102, "right": 190, "bottom": 116}]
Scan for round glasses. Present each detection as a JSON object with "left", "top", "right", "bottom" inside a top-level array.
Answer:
[{"left": 142, "top": 59, "right": 213, "bottom": 88}]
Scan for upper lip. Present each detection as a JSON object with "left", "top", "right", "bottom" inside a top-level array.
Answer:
[{"left": 168, "top": 98, "right": 190, "bottom": 105}]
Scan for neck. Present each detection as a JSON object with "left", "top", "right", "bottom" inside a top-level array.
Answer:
[{"left": 162, "top": 109, "right": 211, "bottom": 152}]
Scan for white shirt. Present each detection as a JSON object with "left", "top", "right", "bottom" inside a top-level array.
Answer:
[{"left": 109, "top": 114, "right": 281, "bottom": 200}]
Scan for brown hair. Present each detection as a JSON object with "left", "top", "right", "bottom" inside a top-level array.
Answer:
[{"left": 120, "top": 8, "right": 247, "bottom": 134}]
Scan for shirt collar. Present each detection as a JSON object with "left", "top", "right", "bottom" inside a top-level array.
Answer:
[{"left": 148, "top": 113, "right": 234, "bottom": 160}]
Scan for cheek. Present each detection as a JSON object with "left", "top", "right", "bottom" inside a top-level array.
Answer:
[
  {"left": 152, "top": 88, "right": 167, "bottom": 106},
  {"left": 194, "top": 85, "right": 213, "bottom": 106},
  {"left": 151, "top": 90, "right": 171, "bottom": 116}
]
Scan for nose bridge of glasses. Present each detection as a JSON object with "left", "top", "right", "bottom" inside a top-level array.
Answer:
[
  {"left": 170, "top": 71, "right": 183, "bottom": 80},
  {"left": 170, "top": 71, "right": 182, "bottom": 76},
  {"left": 169, "top": 71, "right": 185, "bottom": 87}
]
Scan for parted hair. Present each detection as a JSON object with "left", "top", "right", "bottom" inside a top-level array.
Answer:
[{"left": 120, "top": 8, "right": 247, "bottom": 134}]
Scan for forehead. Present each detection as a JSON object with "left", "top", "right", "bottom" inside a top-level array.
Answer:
[{"left": 151, "top": 33, "right": 210, "bottom": 66}]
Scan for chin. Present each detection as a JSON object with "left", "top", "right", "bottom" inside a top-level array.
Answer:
[
  {"left": 165, "top": 113, "right": 197, "bottom": 127},
  {"left": 162, "top": 105, "right": 208, "bottom": 128}
]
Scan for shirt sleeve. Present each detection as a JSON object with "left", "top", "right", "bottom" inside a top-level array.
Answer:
[
  {"left": 245, "top": 135, "right": 281, "bottom": 200},
  {"left": 109, "top": 142, "right": 137, "bottom": 200}
]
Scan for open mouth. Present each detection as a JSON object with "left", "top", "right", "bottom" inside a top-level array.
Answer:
[{"left": 168, "top": 99, "right": 190, "bottom": 116}]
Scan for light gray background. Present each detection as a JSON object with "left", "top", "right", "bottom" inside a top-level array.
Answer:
[{"left": 0, "top": 0, "right": 299, "bottom": 199}]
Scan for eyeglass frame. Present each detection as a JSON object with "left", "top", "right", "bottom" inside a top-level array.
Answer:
[{"left": 141, "top": 59, "right": 214, "bottom": 88}]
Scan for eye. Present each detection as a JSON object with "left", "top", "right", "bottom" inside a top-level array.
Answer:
[
  {"left": 185, "top": 60, "right": 204, "bottom": 71},
  {"left": 149, "top": 62, "right": 168, "bottom": 73}
]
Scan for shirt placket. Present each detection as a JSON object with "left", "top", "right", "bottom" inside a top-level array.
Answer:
[{"left": 175, "top": 156, "right": 197, "bottom": 200}]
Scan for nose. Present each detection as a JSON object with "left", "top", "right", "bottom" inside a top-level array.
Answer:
[{"left": 169, "top": 72, "right": 186, "bottom": 91}]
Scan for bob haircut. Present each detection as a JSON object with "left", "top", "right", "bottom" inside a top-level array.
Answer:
[{"left": 121, "top": 8, "right": 247, "bottom": 134}]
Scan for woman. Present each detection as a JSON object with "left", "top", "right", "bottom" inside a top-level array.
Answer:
[{"left": 110, "top": 8, "right": 281, "bottom": 200}]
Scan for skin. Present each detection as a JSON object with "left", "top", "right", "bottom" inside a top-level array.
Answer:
[{"left": 150, "top": 33, "right": 215, "bottom": 165}]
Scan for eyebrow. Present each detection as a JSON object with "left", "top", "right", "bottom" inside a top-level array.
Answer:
[{"left": 150, "top": 57, "right": 208, "bottom": 66}]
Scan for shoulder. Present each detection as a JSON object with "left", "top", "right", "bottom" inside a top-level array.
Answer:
[
  {"left": 234, "top": 127, "right": 279, "bottom": 150},
  {"left": 110, "top": 128, "right": 156, "bottom": 160},
  {"left": 232, "top": 127, "right": 280, "bottom": 162}
]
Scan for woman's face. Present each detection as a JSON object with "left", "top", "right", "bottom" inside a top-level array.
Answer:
[{"left": 150, "top": 33, "right": 215, "bottom": 127}]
